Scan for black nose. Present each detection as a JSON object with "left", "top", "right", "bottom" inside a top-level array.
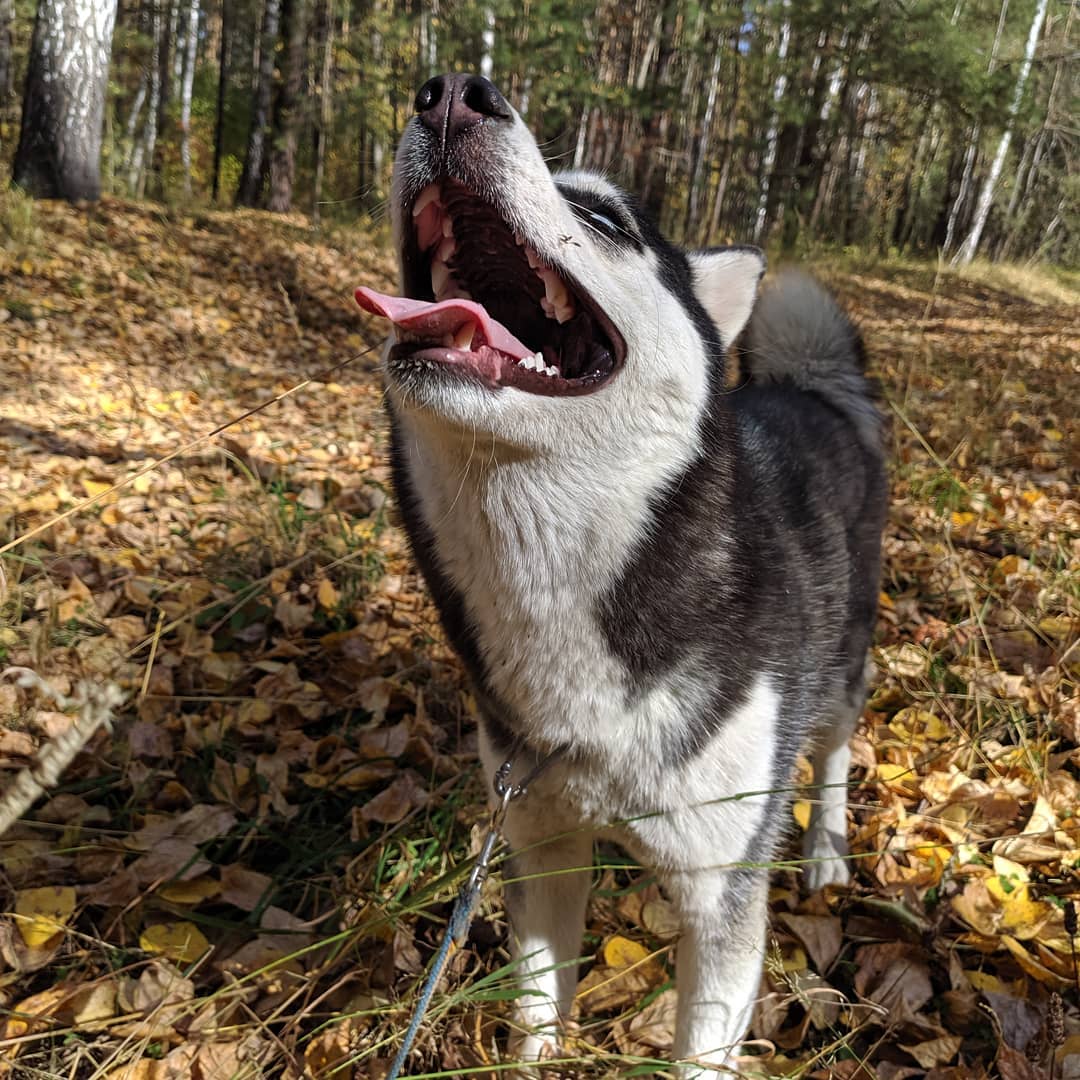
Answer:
[{"left": 414, "top": 73, "right": 512, "bottom": 144}]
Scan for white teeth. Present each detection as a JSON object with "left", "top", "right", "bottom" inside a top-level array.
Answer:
[
  {"left": 536, "top": 266, "right": 575, "bottom": 324},
  {"left": 453, "top": 322, "right": 476, "bottom": 349},
  {"left": 516, "top": 353, "right": 559, "bottom": 377},
  {"left": 412, "top": 186, "right": 440, "bottom": 217},
  {"left": 442, "top": 217, "right": 454, "bottom": 238},
  {"left": 431, "top": 258, "right": 450, "bottom": 299},
  {"left": 436, "top": 236, "right": 456, "bottom": 264}
]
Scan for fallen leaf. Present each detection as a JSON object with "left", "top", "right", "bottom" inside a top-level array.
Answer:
[
  {"left": 140, "top": 921, "right": 211, "bottom": 964},
  {"left": 14, "top": 885, "right": 76, "bottom": 947}
]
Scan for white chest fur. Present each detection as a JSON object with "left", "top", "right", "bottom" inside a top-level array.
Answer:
[{"left": 398, "top": 405, "right": 706, "bottom": 756}]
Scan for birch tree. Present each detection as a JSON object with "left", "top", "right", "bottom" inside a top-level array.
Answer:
[
  {"left": 12, "top": 0, "right": 119, "bottom": 200},
  {"left": 179, "top": 0, "right": 199, "bottom": 197},
  {"left": 953, "top": 0, "right": 1050, "bottom": 266}
]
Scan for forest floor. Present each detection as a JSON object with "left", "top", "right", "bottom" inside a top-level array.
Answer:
[{"left": 0, "top": 192, "right": 1078, "bottom": 1080}]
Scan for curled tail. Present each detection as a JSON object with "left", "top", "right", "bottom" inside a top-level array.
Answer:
[{"left": 742, "top": 271, "right": 885, "bottom": 451}]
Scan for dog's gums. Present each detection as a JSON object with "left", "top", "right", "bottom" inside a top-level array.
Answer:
[{"left": 355, "top": 181, "right": 624, "bottom": 396}]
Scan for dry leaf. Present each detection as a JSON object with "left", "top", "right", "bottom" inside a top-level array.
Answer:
[
  {"left": 14, "top": 885, "right": 76, "bottom": 947},
  {"left": 140, "top": 921, "right": 211, "bottom": 964}
]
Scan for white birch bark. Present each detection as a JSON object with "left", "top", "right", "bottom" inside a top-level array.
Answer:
[
  {"left": 12, "top": 0, "right": 119, "bottom": 200},
  {"left": 953, "top": 0, "right": 1049, "bottom": 265},
  {"left": 480, "top": 5, "right": 494, "bottom": 80},
  {"left": 179, "top": 0, "right": 198, "bottom": 197},
  {"left": 687, "top": 40, "right": 723, "bottom": 239},
  {"left": 130, "top": 5, "right": 161, "bottom": 197},
  {"left": 953, "top": 0, "right": 1048, "bottom": 265},
  {"left": 753, "top": 1, "right": 791, "bottom": 243}
]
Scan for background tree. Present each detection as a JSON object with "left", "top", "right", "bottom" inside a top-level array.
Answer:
[
  {"left": 0, "top": 0, "right": 1073, "bottom": 265},
  {"left": 11, "top": 0, "right": 117, "bottom": 200}
]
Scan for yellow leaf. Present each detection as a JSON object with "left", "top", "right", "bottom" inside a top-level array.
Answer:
[
  {"left": 20, "top": 258, "right": 33, "bottom": 275},
  {"left": 81, "top": 478, "right": 116, "bottom": 501},
  {"left": 782, "top": 944, "right": 808, "bottom": 972},
  {"left": 888, "top": 708, "right": 950, "bottom": 742},
  {"left": 140, "top": 921, "right": 210, "bottom": 964},
  {"left": 876, "top": 761, "right": 916, "bottom": 790},
  {"left": 157, "top": 877, "right": 222, "bottom": 905},
  {"left": 950, "top": 511, "right": 975, "bottom": 527},
  {"left": 603, "top": 935, "right": 650, "bottom": 970},
  {"left": 1001, "top": 935, "right": 1072, "bottom": 989},
  {"left": 317, "top": 578, "right": 340, "bottom": 610},
  {"left": 14, "top": 886, "right": 76, "bottom": 947},
  {"left": 792, "top": 800, "right": 812, "bottom": 831}
]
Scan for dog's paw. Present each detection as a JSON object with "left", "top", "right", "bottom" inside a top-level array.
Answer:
[
  {"left": 506, "top": 1031, "right": 563, "bottom": 1077},
  {"left": 801, "top": 852, "right": 851, "bottom": 892}
]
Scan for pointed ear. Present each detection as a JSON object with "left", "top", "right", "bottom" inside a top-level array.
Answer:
[{"left": 687, "top": 246, "right": 766, "bottom": 344}]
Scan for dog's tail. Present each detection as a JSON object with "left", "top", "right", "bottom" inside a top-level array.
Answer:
[{"left": 742, "top": 271, "right": 885, "bottom": 451}]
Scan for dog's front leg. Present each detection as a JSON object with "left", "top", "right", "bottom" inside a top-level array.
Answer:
[
  {"left": 665, "top": 867, "right": 769, "bottom": 1076},
  {"left": 501, "top": 808, "right": 593, "bottom": 1066}
]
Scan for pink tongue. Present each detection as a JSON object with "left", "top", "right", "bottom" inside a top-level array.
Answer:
[{"left": 355, "top": 287, "right": 534, "bottom": 361}]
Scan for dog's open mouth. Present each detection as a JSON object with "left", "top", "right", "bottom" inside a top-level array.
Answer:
[{"left": 356, "top": 181, "right": 625, "bottom": 396}]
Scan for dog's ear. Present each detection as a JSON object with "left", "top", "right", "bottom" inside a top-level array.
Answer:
[{"left": 687, "top": 246, "right": 766, "bottom": 344}]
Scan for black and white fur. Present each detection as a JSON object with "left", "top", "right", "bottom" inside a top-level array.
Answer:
[{"left": 378, "top": 75, "right": 887, "bottom": 1074}]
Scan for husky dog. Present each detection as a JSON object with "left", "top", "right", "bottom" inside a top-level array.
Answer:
[{"left": 356, "top": 74, "right": 886, "bottom": 1074}]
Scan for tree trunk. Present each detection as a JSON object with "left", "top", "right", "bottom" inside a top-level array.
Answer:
[
  {"left": 236, "top": 0, "right": 281, "bottom": 206},
  {"left": 685, "top": 37, "right": 722, "bottom": 241},
  {"left": 311, "top": 0, "right": 333, "bottom": 224},
  {"left": 753, "top": 2, "right": 791, "bottom": 243},
  {"left": 943, "top": 0, "right": 1008, "bottom": 257},
  {"left": 953, "top": 0, "right": 1049, "bottom": 266},
  {"left": 129, "top": 1, "right": 162, "bottom": 197},
  {"left": 480, "top": 4, "right": 494, "bottom": 80},
  {"left": 179, "top": 0, "right": 199, "bottom": 197},
  {"left": 635, "top": 0, "right": 677, "bottom": 220},
  {"left": 0, "top": 0, "right": 15, "bottom": 121},
  {"left": 12, "top": 0, "right": 118, "bottom": 201},
  {"left": 267, "top": 0, "right": 307, "bottom": 211},
  {"left": 211, "top": 0, "right": 231, "bottom": 202}
]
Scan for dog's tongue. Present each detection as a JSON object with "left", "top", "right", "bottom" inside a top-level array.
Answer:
[{"left": 355, "top": 287, "right": 533, "bottom": 361}]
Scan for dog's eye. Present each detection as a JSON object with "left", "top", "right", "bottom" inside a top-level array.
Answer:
[{"left": 585, "top": 209, "right": 623, "bottom": 238}]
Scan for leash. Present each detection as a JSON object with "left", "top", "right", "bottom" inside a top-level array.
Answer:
[{"left": 384, "top": 750, "right": 563, "bottom": 1080}]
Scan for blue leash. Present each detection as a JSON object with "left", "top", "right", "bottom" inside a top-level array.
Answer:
[{"left": 384, "top": 753, "right": 561, "bottom": 1080}]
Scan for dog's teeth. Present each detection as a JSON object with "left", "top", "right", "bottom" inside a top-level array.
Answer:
[
  {"left": 555, "top": 302, "right": 575, "bottom": 324},
  {"left": 412, "top": 186, "right": 440, "bottom": 217},
  {"left": 453, "top": 322, "right": 476, "bottom": 349},
  {"left": 436, "top": 236, "right": 456, "bottom": 263},
  {"left": 431, "top": 258, "right": 450, "bottom": 299},
  {"left": 442, "top": 217, "right": 454, "bottom": 238},
  {"left": 540, "top": 297, "right": 554, "bottom": 318},
  {"left": 545, "top": 365, "right": 559, "bottom": 377}
]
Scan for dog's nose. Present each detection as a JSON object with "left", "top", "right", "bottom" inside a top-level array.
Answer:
[{"left": 414, "top": 73, "right": 512, "bottom": 144}]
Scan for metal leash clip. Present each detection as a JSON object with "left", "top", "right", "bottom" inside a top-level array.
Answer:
[{"left": 385, "top": 749, "right": 565, "bottom": 1080}]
